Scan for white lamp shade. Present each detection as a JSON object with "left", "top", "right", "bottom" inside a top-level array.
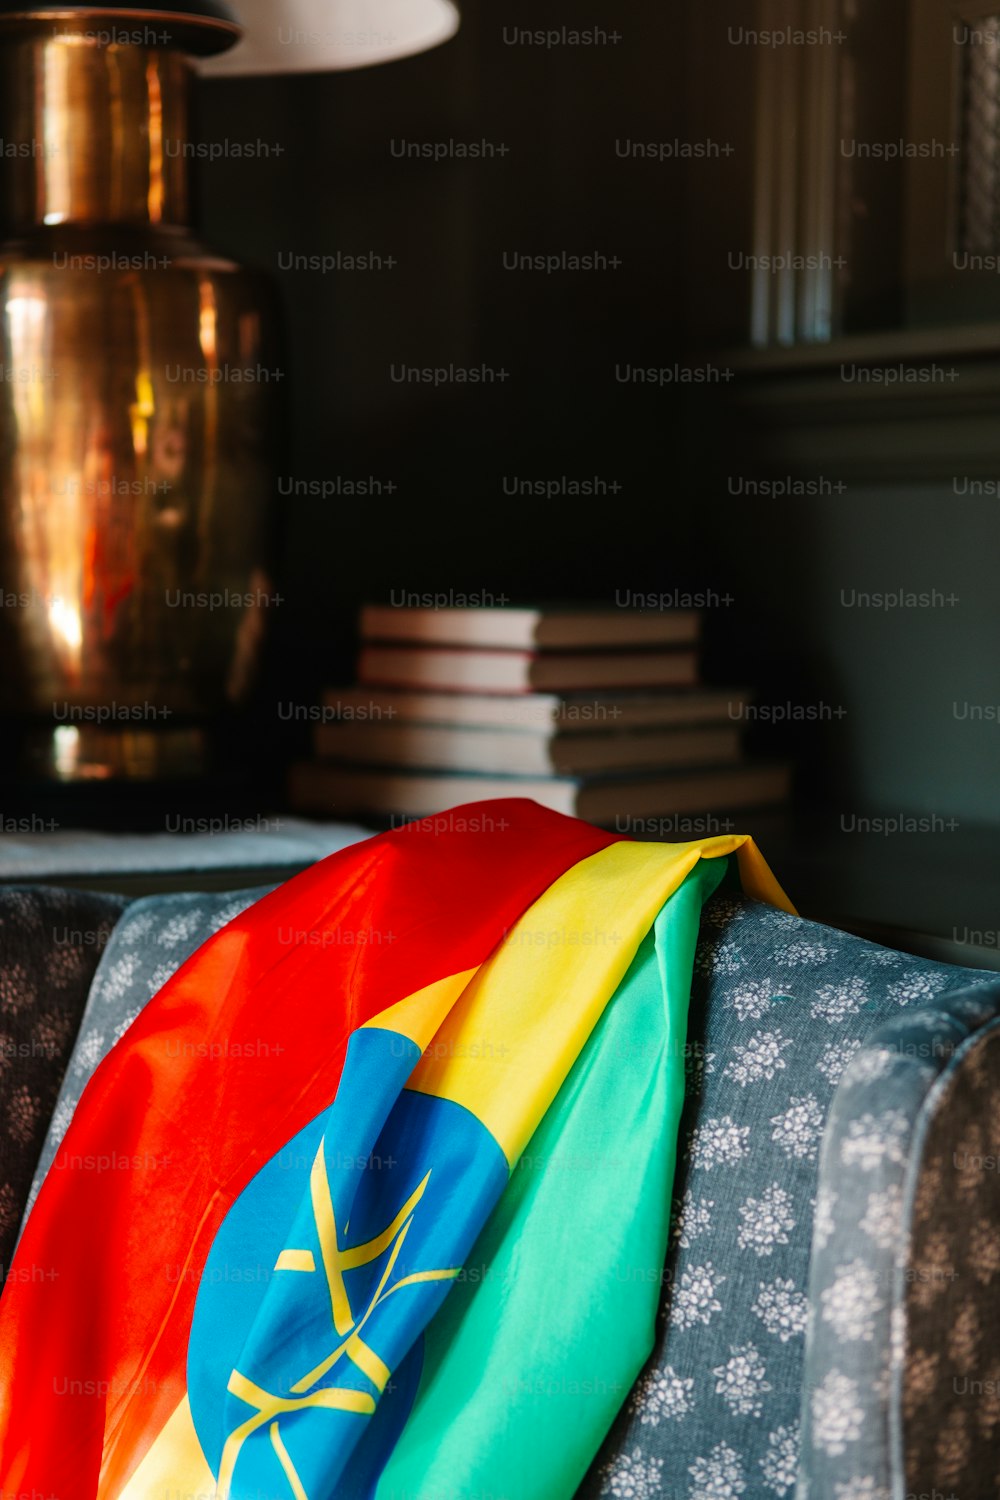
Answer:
[{"left": 197, "top": 0, "right": 459, "bottom": 74}]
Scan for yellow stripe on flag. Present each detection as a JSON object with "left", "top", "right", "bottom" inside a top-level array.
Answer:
[
  {"left": 110, "top": 834, "right": 788, "bottom": 1497},
  {"left": 360, "top": 969, "right": 478, "bottom": 1049},
  {"left": 116, "top": 1395, "right": 215, "bottom": 1500},
  {"left": 405, "top": 835, "right": 789, "bottom": 1166}
]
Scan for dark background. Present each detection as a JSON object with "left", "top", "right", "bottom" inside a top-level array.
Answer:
[
  {"left": 195, "top": 2, "right": 806, "bottom": 800},
  {"left": 192, "top": 1, "right": 1000, "bottom": 948},
  {"left": 2, "top": 0, "right": 998, "bottom": 948}
]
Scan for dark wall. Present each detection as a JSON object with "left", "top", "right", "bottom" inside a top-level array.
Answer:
[
  {"left": 194, "top": 0, "right": 1000, "bottom": 849},
  {"left": 194, "top": 0, "right": 702, "bottom": 709}
]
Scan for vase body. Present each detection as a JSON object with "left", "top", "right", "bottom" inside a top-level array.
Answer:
[{"left": 0, "top": 20, "right": 278, "bottom": 779}]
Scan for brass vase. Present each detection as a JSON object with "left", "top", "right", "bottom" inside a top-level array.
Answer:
[{"left": 0, "top": 1, "right": 280, "bottom": 780}]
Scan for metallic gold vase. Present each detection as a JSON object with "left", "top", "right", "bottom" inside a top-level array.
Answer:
[{"left": 0, "top": 1, "right": 280, "bottom": 780}]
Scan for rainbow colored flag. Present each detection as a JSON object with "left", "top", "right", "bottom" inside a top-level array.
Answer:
[{"left": 0, "top": 801, "right": 790, "bottom": 1500}]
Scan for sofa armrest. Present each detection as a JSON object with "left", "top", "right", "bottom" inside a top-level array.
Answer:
[
  {"left": 0, "top": 885, "right": 128, "bottom": 1277},
  {"left": 799, "top": 980, "right": 1000, "bottom": 1498}
]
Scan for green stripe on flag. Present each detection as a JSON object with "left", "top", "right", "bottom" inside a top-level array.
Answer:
[{"left": 376, "top": 855, "right": 725, "bottom": 1500}]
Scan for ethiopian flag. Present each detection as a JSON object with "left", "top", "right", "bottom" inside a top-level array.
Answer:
[{"left": 0, "top": 800, "right": 790, "bottom": 1500}]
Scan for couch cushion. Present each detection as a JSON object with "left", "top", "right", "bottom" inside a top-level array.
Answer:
[
  {"left": 0, "top": 886, "right": 127, "bottom": 1276},
  {"left": 577, "top": 888, "right": 993, "bottom": 1499}
]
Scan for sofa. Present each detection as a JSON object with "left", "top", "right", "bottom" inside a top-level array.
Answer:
[{"left": 1, "top": 870, "right": 997, "bottom": 1499}]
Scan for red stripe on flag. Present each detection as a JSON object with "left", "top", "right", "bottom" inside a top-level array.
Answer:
[{"left": 0, "top": 801, "right": 619, "bottom": 1499}]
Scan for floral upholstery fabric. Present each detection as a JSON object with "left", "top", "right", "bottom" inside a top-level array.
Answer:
[
  {"left": 799, "top": 982, "right": 1000, "bottom": 1499},
  {"left": 577, "top": 891, "right": 994, "bottom": 1500},
  {"left": 24, "top": 885, "right": 272, "bottom": 1226},
  {"left": 14, "top": 879, "right": 1000, "bottom": 1498},
  {"left": 902, "top": 1013, "right": 1000, "bottom": 1495},
  {"left": 0, "top": 885, "right": 127, "bottom": 1276}
]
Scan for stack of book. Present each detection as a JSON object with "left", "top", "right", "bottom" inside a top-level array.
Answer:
[{"left": 289, "top": 605, "right": 791, "bottom": 828}]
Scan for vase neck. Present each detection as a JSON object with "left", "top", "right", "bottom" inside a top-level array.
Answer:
[{"left": 0, "top": 28, "right": 194, "bottom": 231}]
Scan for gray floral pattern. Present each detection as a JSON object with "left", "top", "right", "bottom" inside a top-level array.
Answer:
[
  {"left": 8, "top": 870, "right": 1000, "bottom": 1499},
  {"left": 577, "top": 885, "right": 995, "bottom": 1499}
]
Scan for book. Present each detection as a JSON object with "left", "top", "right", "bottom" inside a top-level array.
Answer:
[
  {"left": 322, "top": 687, "right": 750, "bottom": 731},
  {"left": 360, "top": 604, "right": 699, "bottom": 650},
  {"left": 288, "top": 762, "right": 791, "bottom": 827},
  {"left": 314, "top": 722, "right": 742, "bottom": 777},
  {"left": 357, "top": 645, "right": 699, "bottom": 694}
]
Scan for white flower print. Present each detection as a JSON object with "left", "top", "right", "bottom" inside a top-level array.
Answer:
[
  {"left": 812, "top": 1370, "right": 864, "bottom": 1455},
  {"left": 98, "top": 953, "right": 141, "bottom": 1005},
  {"left": 816, "top": 1038, "right": 862, "bottom": 1085},
  {"left": 48, "top": 1094, "right": 76, "bottom": 1150},
  {"left": 156, "top": 908, "right": 206, "bottom": 948},
  {"left": 888, "top": 1302, "right": 907, "bottom": 1369},
  {"left": 814, "top": 1186, "right": 837, "bottom": 1251},
  {"left": 688, "top": 1116, "right": 751, "bottom": 1170},
  {"left": 688, "top": 1441, "right": 746, "bottom": 1499},
  {"left": 737, "top": 1184, "right": 795, "bottom": 1257},
  {"left": 695, "top": 939, "right": 745, "bottom": 977},
  {"left": 874, "top": 1306, "right": 907, "bottom": 1404},
  {"left": 672, "top": 1190, "right": 713, "bottom": 1249},
  {"left": 811, "top": 975, "right": 870, "bottom": 1024},
  {"left": 629, "top": 1363, "right": 695, "bottom": 1425},
  {"left": 119, "top": 910, "right": 157, "bottom": 946},
  {"left": 670, "top": 1262, "right": 726, "bottom": 1331},
  {"left": 859, "top": 1185, "right": 903, "bottom": 1250},
  {"left": 820, "top": 1260, "right": 885, "bottom": 1342},
  {"left": 752, "top": 1277, "right": 808, "bottom": 1341},
  {"left": 949, "top": 992, "right": 996, "bottom": 1028},
  {"left": 886, "top": 969, "right": 947, "bottom": 1006},
  {"left": 148, "top": 961, "right": 181, "bottom": 997},
  {"left": 600, "top": 1446, "right": 664, "bottom": 1499},
  {"left": 712, "top": 1343, "right": 771, "bottom": 1417},
  {"left": 209, "top": 898, "right": 254, "bottom": 934},
  {"left": 860, "top": 944, "right": 903, "bottom": 967},
  {"left": 725, "top": 979, "right": 774, "bottom": 1022},
  {"left": 840, "top": 1109, "right": 910, "bottom": 1172},
  {"left": 843, "top": 1048, "right": 896, "bottom": 1085},
  {"left": 833, "top": 1481, "right": 890, "bottom": 1500},
  {"left": 723, "top": 1029, "right": 793, "bottom": 1087},
  {"left": 771, "top": 1094, "right": 825, "bottom": 1161},
  {"left": 760, "top": 1423, "right": 799, "bottom": 1495},
  {"left": 112, "top": 1006, "right": 144, "bottom": 1044},
  {"left": 773, "top": 938, "right": 838, "bottom": 968},
  {"left": 73, "top": 1029, "right": 108, "bottom": 1077}
]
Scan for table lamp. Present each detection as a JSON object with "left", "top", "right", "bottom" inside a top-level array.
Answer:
[{"left": 199, "top": 0, "right": 460, "bottom": 74}]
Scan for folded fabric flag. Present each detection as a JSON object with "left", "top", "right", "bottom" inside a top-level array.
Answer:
[{"left": 0, "top": 800, "right": 790, "bottom": 1500}]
